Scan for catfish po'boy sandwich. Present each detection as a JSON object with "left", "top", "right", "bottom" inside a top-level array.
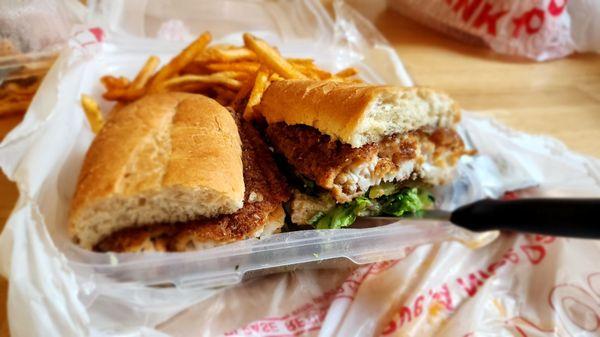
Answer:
[
  {"left": 256, "top": 80, "right": 467, "bottom": 229},
  {"left": 69, "top": 93, "right": 289, "bottom": 252}
]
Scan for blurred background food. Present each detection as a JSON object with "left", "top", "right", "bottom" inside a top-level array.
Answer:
[{"left": 0, "top": 0, "right": 84, "bottom": 117}]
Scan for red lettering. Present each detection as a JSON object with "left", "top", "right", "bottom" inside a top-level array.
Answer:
[
  {"left": 457, "top": 274, "right": 484, "bottom": 297},
  {"left": 452, "top": 0, "right": 483, "bottom": 22},
  {"left": 293, "top": 303, "right": 312, "bottom": 314},
  {"left": 530, "top": 234, "right": 556, "bottom": 244},
  {"left": 487, "top": 259, "right": 506, "bottom": 274},
  {"left": 473, "top": 2, "right": 508, "bottom": 36},
  {"left": 512, "top": 8, "right": 545, "bottom": 38},
  {"left": 549, "top": 0, "right": 568, "bottom": 16},
  {"left": 520, "top": 245, "right": 546, "bottom": 264},
  {"left": 249, "top": 322, "right": 260, "bottom": 332},
  {"left": 285, "top": 320, "right": 296, "bottom": 331},
  {"left": 399, "top": 306, "right": 412, "bottom": 326},
  {"left": 478, "top": 270, "right": 491, "bottom": 279},
  {"left": 414, "top": 295, "right": 425, "bottom": 317},
  {"left": 503, "top": 248, "right": 520, "bottom": 263},
  {"left": 381, "top": 320, "right": 397, "bottom": 335},
  {"left": 431, "top": 284, "right": 454, "bottom": 310},
  {"left": 263, "top": 322, "right": 277, "bottom": 333},
  {"left": 515, "top": 326, "right": 528, "bottom": 337}
]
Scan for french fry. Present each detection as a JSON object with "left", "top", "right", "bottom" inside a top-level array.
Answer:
[
  {"left": 131, "top": 56, "right": 160, "bottom": 90},
  {"left": 243, "top": 66, "right": 270, "bottom": 121},
  {"left": 292, "top": 63, "right": 332, "bottom": 80},
  {"left": 205, "top": 62, "right": 260, "bottom": 73},
  {"left": 197, "top": 46, "right": 257, "bottom": 63},
  {"left": 81, "top": 94, "right": 104, "bottom": 134},
  {"left": 161, "top": 72, "right": 242, "bottom": 90},
  {"left": 287, "top": 58, "right": 314, "bottom": 65},
  {"left": 335, "top": 67, "right": 358, "bottom": 78},
  {"left": 148, "top": 32, "right": 212, "bottom": 92},
  {"left": 103, "top": 87, "right": 146, "bottom": 102},
  {"left": 230, "top": 75, "right": 256, "bottom": 112},
  {"left": 167, "top": 82, "right": 211, "bottom": 94},
  {"left": 269, "top": 73, "right": 284, "bottom": 82},
  {"left": 101, "top": 75, "right": 130, "bottom": 90},
  {"left": 243, "top": 33, "right": 306, "bottom": 79}
]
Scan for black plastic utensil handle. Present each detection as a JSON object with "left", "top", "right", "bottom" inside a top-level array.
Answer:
[{"left": 450, "top": 198, "right": 600, "bottom": 239}]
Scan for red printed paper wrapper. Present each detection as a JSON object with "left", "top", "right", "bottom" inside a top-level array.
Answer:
[
  {"left": 160, "top": 234, "right": 600, "bottom": 337},
  {"left": 388, "top": 0, "right": 587, "bottom": 61}
]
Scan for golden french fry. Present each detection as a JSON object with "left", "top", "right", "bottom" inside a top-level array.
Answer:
[
  {"left": 131, "top": 56, "right": 160, "bottom": 90},
  {"left": 243, "top": 33, "right": 306, "bottom": 79},
  {"left": 167, "top": 82, "right": 212, "bottom": 94},
  {"left": 268, "top": 73, "right": 284, "bottom": 81},
  {"left": 230, "top": 75, "right": 256, "bottom": 111},
  {"left": 103, "top": 87, "right": 146, "bottom": 102},
  {"left": 148, "top": 32, "right": 212, "bottom": 92},
  {"left": 243, "top": 66, "right": 270, "bottom": 121},
  {"left": 197, "top": 46, "right": 257, "bottom": 63},
  {"left": 101, "top": 75, "right": 130, "bottom": 90},
  {"left": 161, "top": 72, "right": 242, "bottom": 90},
  {"left": 81, "top": 94, "right": 104, "bottom": 134},
  {"left": 287, "top": 58, "right": 314, "bottom": 65},
  {"left": 205, "top": 62, "right": 260, "bottom": 73},
  {"left": 292, "top": 63, "right": 332, "bottom": 80},
  {"left": 335, "top": 67, "right": 358, "bottom": 78}
]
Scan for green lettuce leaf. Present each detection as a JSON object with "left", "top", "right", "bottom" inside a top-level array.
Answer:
[
  {"left": 379, "top": 187, "right": 432, "bottom": 217},
  {"left": 311, "top": 187, "right": 433, "bottom": 230}
]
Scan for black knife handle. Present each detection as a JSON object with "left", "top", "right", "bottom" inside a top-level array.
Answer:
[{"left": 450, "top": 198, "right": 600, "bottom": 239}]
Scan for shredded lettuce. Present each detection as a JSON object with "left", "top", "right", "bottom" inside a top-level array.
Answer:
[
  {"left": 368, "top": 182, "right": 400, "bottom": 199},
  {"left": 311, "top": 187, "right": 433, "bottom": 230},
  {"left": 379, "top": 187, "right": 432, "bottom": 216}
]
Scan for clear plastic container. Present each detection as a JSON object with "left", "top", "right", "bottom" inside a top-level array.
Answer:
[
  {"left": 1, "top": 0, "right": 497, "bottom": 319},
  {"left": 0, "top": 0, "right": 85, "bottom": 115}
]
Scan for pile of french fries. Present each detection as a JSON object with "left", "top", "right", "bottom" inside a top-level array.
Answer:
[{"left": 90, "top": 31, "right": 359, "bottom": 128}]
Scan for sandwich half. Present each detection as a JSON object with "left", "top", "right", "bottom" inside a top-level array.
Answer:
[
  {"left": 257, "top": 80, "right": 467, "bottom": 228},
  {"left": 70, "top": 93, "right": 289, "bottom": 252}
]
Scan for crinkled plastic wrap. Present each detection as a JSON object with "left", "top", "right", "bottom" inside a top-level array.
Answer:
[
  {"left": 387, "top": 0, "right": 600, "bottom": 61},
  {"left": 1, "top": 1, "right": 600, "bottom": 337}
]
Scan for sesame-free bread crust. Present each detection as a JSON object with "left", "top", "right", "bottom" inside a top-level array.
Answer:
[
  {"left": 69, "top": 93, "right": 244, "bottom": 249},
  {"left": 257, "top": 80, "right": 460, "bottom": 148}
]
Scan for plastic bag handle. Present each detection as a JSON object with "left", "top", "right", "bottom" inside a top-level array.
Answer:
[{"left": 450, "top": 198, "right": 600, "bottom": 239}]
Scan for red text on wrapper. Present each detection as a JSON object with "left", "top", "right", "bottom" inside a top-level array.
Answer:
[
  {"left": 224, "top": 260, "right": 400, "bottom": 337},
  {"left": 443, "top": 0, "right": 568, "bottom": 38},
  {"left": 382, "top": 238, "right": 554, "bottom": 335}
]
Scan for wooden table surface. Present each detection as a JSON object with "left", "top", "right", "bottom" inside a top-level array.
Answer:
[{"left": 1, "top": 7, "right": 599, "bottom": 337}]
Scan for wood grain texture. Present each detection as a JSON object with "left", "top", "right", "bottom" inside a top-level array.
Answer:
[{"left": 0, "top": 5, "right": 599, "bottom": 336}]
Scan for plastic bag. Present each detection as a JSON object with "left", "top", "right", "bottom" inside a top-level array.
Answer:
[{"left": 387, "top": 0, "right": 600, "bottom": 61}]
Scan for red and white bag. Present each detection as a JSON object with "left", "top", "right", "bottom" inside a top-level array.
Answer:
[{"left": 387, "top": 0, "right": 600, "bottom": 60}]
